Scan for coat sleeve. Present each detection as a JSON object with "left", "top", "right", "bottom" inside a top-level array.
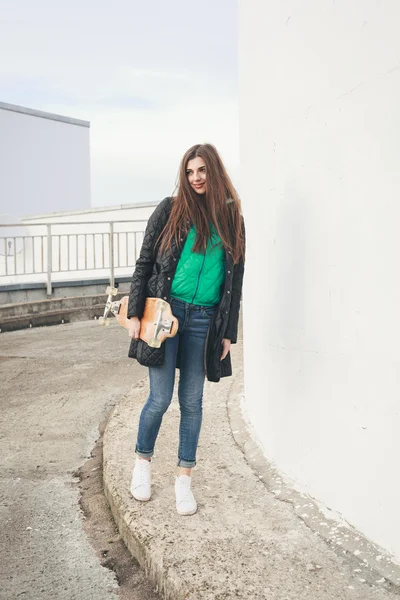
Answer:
[
  {"left": 224, "top": 219, "right": 245, "bottom": 344},
  {"left": 127, "top": 197, "right": 171, "bottom": 319}
]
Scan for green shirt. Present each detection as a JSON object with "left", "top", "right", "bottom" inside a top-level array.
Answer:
[{"left": 171, "top": 225, "right": 225, "bottom": 306}]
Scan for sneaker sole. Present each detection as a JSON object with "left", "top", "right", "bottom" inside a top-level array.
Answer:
[
  {"left": 131, "top": 489, "right": 151, "bottom": 502},
  {"left": 176, "top": 506, "right": 197, "bottom": 516}
]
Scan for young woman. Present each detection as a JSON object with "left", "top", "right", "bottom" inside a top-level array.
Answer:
[{"left": 127, "top": 143, "right": 245, "bottom": 516}]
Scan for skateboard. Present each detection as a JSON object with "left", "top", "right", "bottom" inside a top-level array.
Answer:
[{"left": 99, "top": 287, "right": 178, "bottom": 348}]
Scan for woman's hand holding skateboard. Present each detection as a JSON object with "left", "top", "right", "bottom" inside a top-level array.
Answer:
[
  {"left": 100, "top": 289, "right": 178, "bottom": 349},
  {"left": 128, "top": 316, "right": 141, "bottom": 340}
]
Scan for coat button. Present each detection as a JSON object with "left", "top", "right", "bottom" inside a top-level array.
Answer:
[
  {"left": 227, "top": 291, "right": 230, "bottom": 294},
  {"left": 164, "top": 296, "right": 167, "bottom": 300},
  {"left": 173, "top": 258, "right": 177, "bottom": 261},
  {"left": 228, "top": 270, "right": 231, "bottom": 274},
  {"left": 226, "top": 311, "right": 229, "bottom": 314},
  {"left": 167, "top": 277, "right": 171, "bottom": 281}
]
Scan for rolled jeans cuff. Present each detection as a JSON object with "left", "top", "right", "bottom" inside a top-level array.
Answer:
[
  {"left": 135, "top": 446, "right": 154, "bottom": 459},
  {"left": 177, "top": 458, "right": 196, "bottom": 468}
]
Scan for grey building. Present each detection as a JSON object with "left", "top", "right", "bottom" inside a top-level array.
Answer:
[{"left": 0, "top": 102, "right": 91, "bottom": 218}]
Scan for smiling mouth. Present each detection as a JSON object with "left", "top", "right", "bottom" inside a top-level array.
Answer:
[{"left": 194, "top": 183, "right": 204, "bottom": 188}]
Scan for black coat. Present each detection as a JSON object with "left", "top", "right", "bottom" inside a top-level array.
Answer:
[{"left": 127, "top": 197, "right": 245, "bottom": 383}]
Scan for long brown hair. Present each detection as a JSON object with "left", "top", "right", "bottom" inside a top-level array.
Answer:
[{"left": 158, "top": 143, "right": 245, "bottom": 264}]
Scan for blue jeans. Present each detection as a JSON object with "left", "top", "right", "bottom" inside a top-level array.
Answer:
[{"left": 135, "top": 297, "right": 215, "bottom": 468}]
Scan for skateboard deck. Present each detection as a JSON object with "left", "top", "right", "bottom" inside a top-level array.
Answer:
[{"left": 99, "top": 287, "right": 178, "bottom": 348}]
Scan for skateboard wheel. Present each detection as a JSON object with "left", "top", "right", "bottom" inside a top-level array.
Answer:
[
  {"left": 99, "top": 317, "right": 110, "bottom": 326},
  {"left": 106, "top": 286, "right": 118, "bottom": 296}
]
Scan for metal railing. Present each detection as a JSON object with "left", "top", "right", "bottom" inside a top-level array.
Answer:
[{"left": 0, "top": 221, "right": 145, "bottom": 295}]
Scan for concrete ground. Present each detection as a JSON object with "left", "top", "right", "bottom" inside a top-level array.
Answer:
[
  {"left": 104, "top": 333, "right": 400, "bottom": 600},
  {"left": 0, "top": 320, "right": 160, "bottom": 600}
]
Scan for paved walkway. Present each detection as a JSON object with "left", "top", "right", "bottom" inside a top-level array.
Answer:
[
  {"left": 104, "top": 333, "right": 400, "bottom": 600},
  {"left": 0, "top": 320, "right": 158, "bottom": 600}
]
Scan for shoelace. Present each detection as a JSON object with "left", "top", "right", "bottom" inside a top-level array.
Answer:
[
  {"left": 137, "top": 461, "right": 150, "bottom": 486},
  {"left": 176, "top": 479, "right": 193, "bottom": 503}
]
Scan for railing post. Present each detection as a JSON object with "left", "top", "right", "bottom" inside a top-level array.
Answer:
[
  {"left": 109, "top": 222, "right": 115, "bottom": 288},
  {"left": 47, "top": 224, "right": 52, "bottom": 297}
]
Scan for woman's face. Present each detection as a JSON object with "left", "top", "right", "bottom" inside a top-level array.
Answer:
[{"left": 186, "top": 157, "right": 207, "bottom": 195}]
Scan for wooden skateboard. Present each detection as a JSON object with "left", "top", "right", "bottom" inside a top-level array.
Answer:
[{"left": 99, "top": 287, "right": 178, "bottom": 348}]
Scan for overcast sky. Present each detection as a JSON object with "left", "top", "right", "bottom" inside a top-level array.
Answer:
[{"left": 0, "top": 0, "right": 239, "bottom": 207}]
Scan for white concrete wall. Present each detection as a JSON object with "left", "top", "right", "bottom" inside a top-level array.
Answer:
[
  {"left": 239, "top": 0, "right": 400, "bottom": 560},
  {"left": 0, "top": 104, "right": 91, "bottom": 217},
  {"left": 22, "top": 202, "right": 156, "bottom": 224}
]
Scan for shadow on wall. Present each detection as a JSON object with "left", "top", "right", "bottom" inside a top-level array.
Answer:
[{"left": 270, "top": 176, "right": 313, "bottom": 401}]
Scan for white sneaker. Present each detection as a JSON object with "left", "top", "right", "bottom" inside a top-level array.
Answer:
[
  {"left": 130, "top": 457, "right": 151, "bottom": 501},
  {"left": 175, "top": 475, "right": 197, "bottom": 516}
]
